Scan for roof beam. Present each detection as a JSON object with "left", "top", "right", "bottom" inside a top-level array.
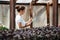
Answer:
[{"left": 0, "top": 1, "right": 52, "bottom": 6}]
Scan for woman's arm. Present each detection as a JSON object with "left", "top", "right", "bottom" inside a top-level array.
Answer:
[
  {"left": 18, "top": 22, "right": 31, "bottom": 28},
  {"left": 26, "top": 18, "right": 32, "bottom": 24}
]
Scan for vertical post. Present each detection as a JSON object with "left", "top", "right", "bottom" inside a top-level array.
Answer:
[
  {"left": 30, "top": 12, "right": 33, "bottom": 28},
  {"left": 30, "top": 2, "right": 33, "bottom": 28},
  {"left": 30, "top": 0, "right": 38, "bottom": 28},
  {"left": 52, "top": 0, "right": 58, "bottom": 27},
  {"left": 10, "top": 0, "right": 16, "bottom": 30},
  {"left": 46, "top": 3, "right": 50, "bottom": 26}
]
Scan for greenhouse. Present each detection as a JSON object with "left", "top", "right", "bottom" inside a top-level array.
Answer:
[{"left": 0, "top": 0, "right": 60, "bottom": 40}]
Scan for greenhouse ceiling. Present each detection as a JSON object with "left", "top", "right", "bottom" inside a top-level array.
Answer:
[
  {"left": 0, "top": 0, "right": 60, "bottom": 3},
  {"left": 0, "top": 0, "right": 52, "bottom": 3}
]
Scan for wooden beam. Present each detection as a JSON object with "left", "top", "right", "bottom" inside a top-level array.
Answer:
[
  {"left": 2, "top": 1, "right": 60, "bottom": 6},
  {"left": 29, "top": 2, "right": 33, "bottom": 28},
  {"left": 52, "top": 0, "right": 58, "bottom": 27},
  {"left": 10, "top": 0, "right": 16, "bottom": 30},
  {"left": 0, "top": 1, "right": 52, "bottom": 6},
  {"left": 0, "top": 1, "right": 9, "bottom": 4},
  {"left": 46, "top": 3, "right": 50, "bottom": 26}
]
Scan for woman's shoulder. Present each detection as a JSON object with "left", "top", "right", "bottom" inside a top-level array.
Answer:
[
  {"left": 16, "top": 15, "right": 21, "bottom": 18},
  {"left": 16, "top": 15, "right": 22, "bottom": 20}
]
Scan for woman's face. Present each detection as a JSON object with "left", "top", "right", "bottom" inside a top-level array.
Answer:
[
  {"left": 20, "top": 10, "right": 25, "bottom": 15},
  {"left": 22, "top": 10, "right": 25, "bottom": 14}
]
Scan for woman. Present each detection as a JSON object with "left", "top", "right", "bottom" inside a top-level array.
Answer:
[{"left": 15, "top": 6, "right": 32, "bottom": 29}]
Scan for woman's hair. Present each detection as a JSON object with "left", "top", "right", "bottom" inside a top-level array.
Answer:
[{"left": 16, "top": 6, "right": 25, "bottom": 12}]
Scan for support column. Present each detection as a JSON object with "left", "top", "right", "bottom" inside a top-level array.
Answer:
[
  {"left": 10, "top": 0, "right": 16, "bottom": 30},
  {"left": 30, "top": 0, "right": 38, "bottom": 28},
  {"left": 46, "top": 3, "right": 50, "bottom": 26},
  {"left": 30, "top": 2, "right": 33, "bottom": 28},
  {"left": 52, "top": 0, "right": 58, "bottom": 27}
]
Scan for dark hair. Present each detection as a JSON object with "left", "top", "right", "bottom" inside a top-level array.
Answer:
[{"left": 16, "top": 6, "right": 25, "bottom": 12}]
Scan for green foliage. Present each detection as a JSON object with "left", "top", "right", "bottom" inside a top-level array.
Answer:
[{"left": 0, "top": 25, "right": 8, "bottom": 30}]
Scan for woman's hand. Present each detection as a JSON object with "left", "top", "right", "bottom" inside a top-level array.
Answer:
[
  {"left": 25, "top": 18, "right": 32, "bottom": 27},
  {"left": 29, "top": 18, "right": 32, "bottom": 22}
]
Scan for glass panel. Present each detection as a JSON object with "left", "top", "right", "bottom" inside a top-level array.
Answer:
[
  {"left": 33, "top": 6, "right": 47, "bottom": 27},
  {"left": 50, "top": 6, "right": 53, "bottom": 26},
  {"left": 37, "top": 0, "right": 52, "bottom": 3},
  {"left": 33, "top": 6, "right": 53, "bottom": 27},
  {"left": 58, "top": 6, "right": 60, "bottom": 25},
  {"left": 16, "top": 0, "right": 32, "bottom": 3},
  {"left": 0, "top": 4, "right": 10, "bottom": 29},
  {"left": 16, "top": 0, "right": 52, "bottom": 3},
  {"left": 58, "top": 0, "right": 60, "bottom": 3}
]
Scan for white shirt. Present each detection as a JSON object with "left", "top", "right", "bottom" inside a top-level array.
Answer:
[{"left": 15, "top": 14, "right": 26, "bottom": 29}]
